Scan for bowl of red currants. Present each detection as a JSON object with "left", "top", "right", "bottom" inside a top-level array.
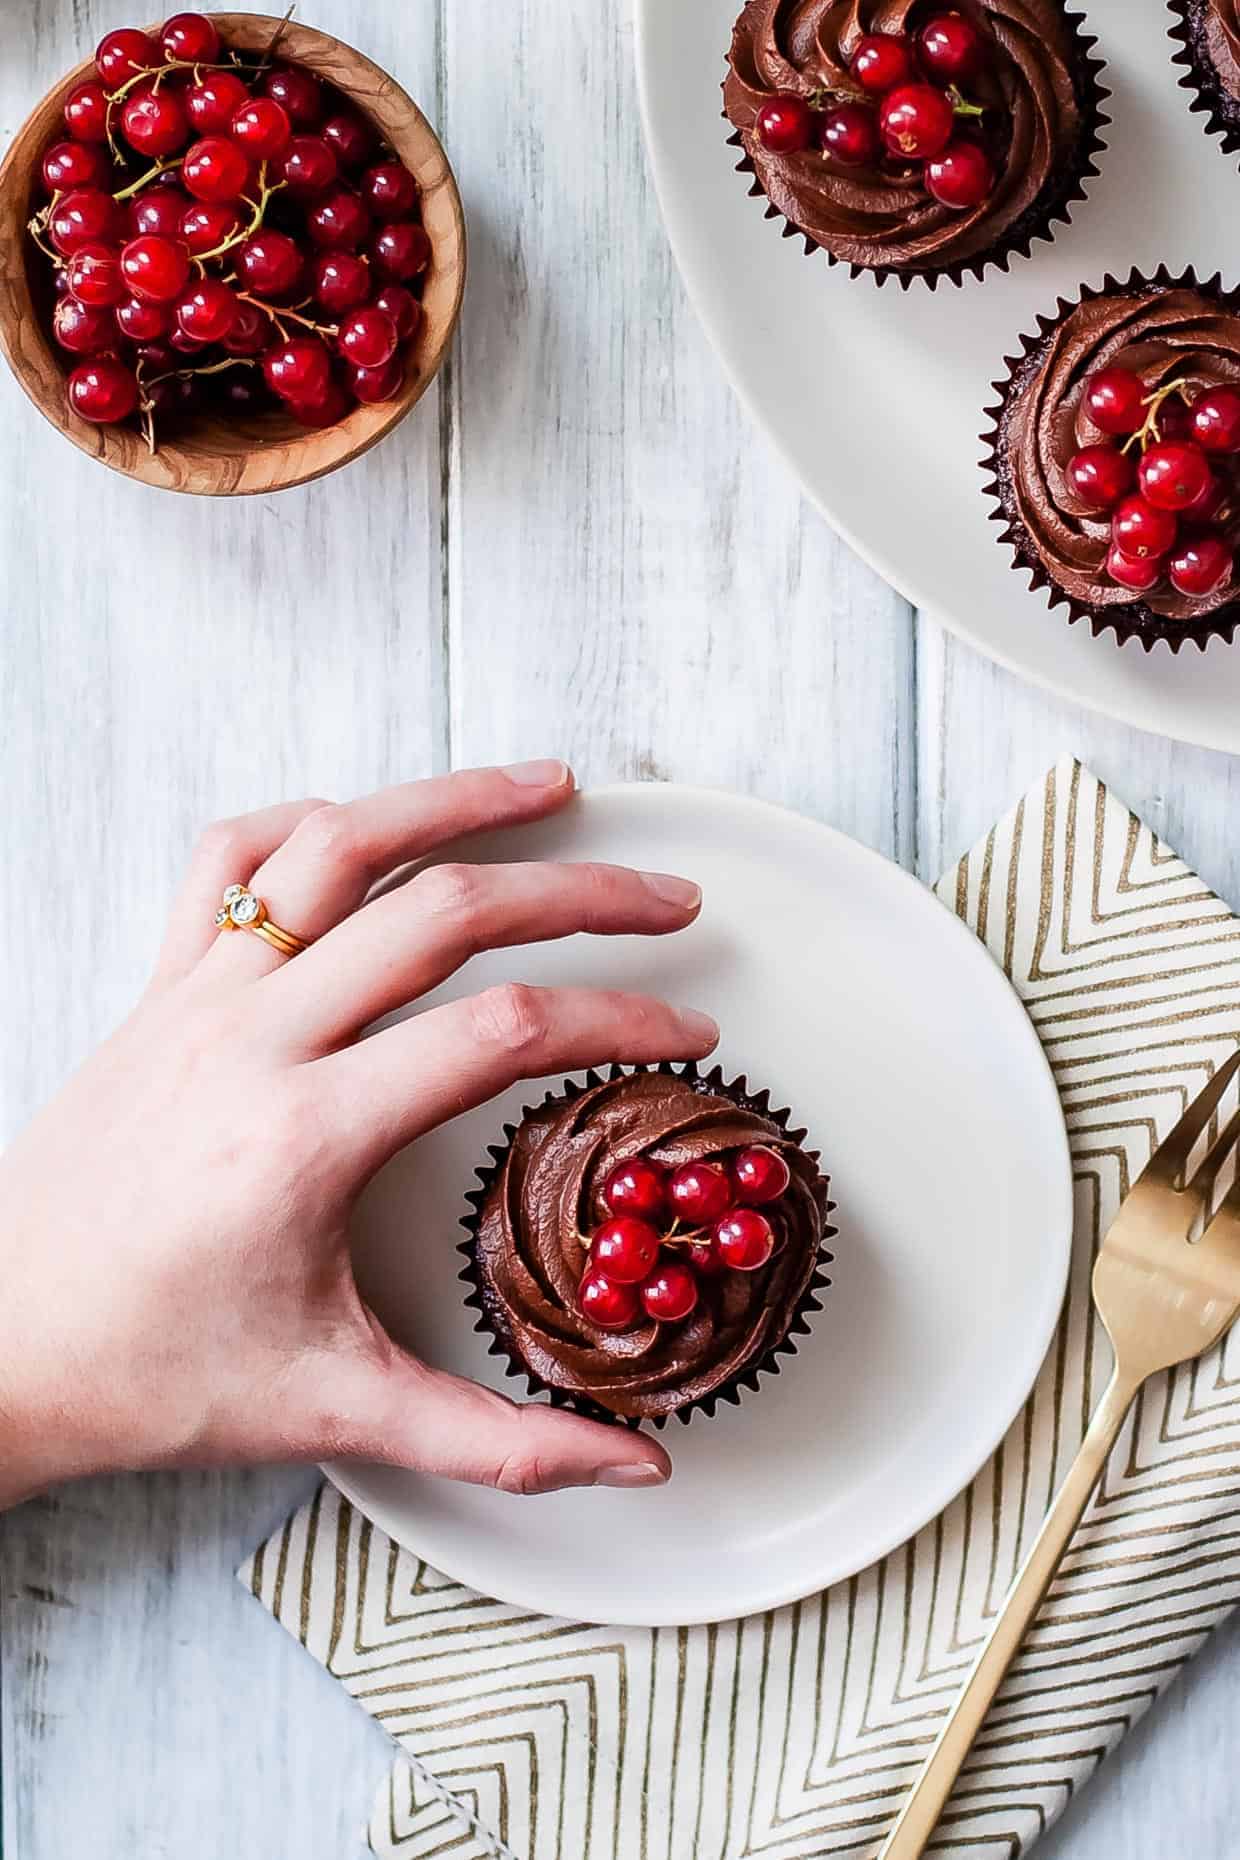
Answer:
[{"left": 0, "top": 11, "right": 466, "bottom": 495}]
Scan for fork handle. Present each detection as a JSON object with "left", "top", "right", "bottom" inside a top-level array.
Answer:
[{"left": 877, "top": 1365, "right": 1142, "bottom": 1860}]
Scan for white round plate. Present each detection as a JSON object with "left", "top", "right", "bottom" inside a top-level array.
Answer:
[
  {"left": 331, "top": 784, "right": 1072, "bottom": 1627},
  {"left": 635, "top": 0, "right": 1240, "bottom": 753}
]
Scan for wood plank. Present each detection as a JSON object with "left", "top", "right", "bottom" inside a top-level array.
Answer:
[
  {"left": 0, "top": 4, "right": 446, "bottom": 1854},
  {"left": 441, "top": 4, "right": 916, "bottom": 858}
]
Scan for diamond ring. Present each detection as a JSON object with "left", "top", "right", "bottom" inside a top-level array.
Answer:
[{"left": 214, "top": 885, "right": 309, "bottom": 959}]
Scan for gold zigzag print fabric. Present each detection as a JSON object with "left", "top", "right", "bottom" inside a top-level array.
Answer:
[{"left": 241, "top": 757, "right": 1240, "bottom": 1860}]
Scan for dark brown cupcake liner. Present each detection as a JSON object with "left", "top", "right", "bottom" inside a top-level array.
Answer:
[
  {"left": 458, "top": 1061, "right": 837, "bottom": 1431},
  {"left": 980, "top": 265, "right": 1240, "bottom": 652},
  {"left": 1168, "top": 0, "right": 1240, "bottom": 163},
  {"left": 722, "top": 8, "right": 1110, "bottom": 291}
]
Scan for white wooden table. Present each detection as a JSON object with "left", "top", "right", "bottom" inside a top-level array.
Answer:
[{"left": 4, "top": 2, "right": 1240, "bottom": 1853}]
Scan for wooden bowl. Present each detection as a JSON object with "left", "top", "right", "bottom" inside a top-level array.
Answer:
[{"left": 0, "top": 13, "right": 466, "bottom": 495}]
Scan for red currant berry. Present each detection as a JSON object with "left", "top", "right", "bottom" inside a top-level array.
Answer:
[
  {"left": 185, "top": 72, "right": 250, "bottom": 136},
  {"left": 578, "top": 1269, "right": 641, "bottom": 1331},
  {"left": 639, "top": 1261, "right": 699, "bottom": 1323},
  {"left": 918, "top": 11, "right": 987, "bottom": 83},
  {"left": 96, "top": 28, "right": 157, "bottom": 86},
  {"left": 263, "top": 65, "right": 324, "bottom": 129},
  {"left": 307, "top": 188, "right": 372, "bottom": 250},
  {"left": 179, "top": 200, "right": 240, "bottom": 254},
  {"left": 370, "top": 221, "right": 431, "bottom": 281},
  {"left": 322, "top": 112, "right": 376, "bottom": 169},
  {"left": 686, "top": 1236, "right": 728, "bottom": 1277},
  {"left": 130, "top": 185, "right": 191, "bottom": 240},
  {"left": 160, "top": 13, "right": 221, "bottom": 63},
  {"left": 115, "top": 294, "right": 171, "bottom": 341},
  {"left": 851, "top": 32, "right": 916, "bottom": 93},
  {"left": 373, "top": 283, "right": 421, "bottom": 342},
  {"left": 714, "top": 1208, "right": 776, "bottom": 1271},
  {"left": 1084, "top": 366, "right": 1145, "bottom": 437},
  {"left": 121, "top": 234, "right": 191, "bottom": 305},
  {"left": 67, "top": 355, "right": 139, "bottom": 424},
  {"left": 337, "top": 304, "right": 399, "bottom": 369},
  {"left": 924, "top": 139, "right": 993, "bottom": 209},
  {"left": 121, "top": 84, "right": 190, "bottom": 159},
  {"left": 279, "top": 134, "right": 339, "bottom": 196},
  {"left": 221, "top": 298, "right": 271, "bottom": 356},
  {"left": 312, "top": 250, "right": 371, "bottom": 314},
  {"left": 134, "top": 340, "right": 176, "bottom": 374},
  {"left": 1168, "top": 531, "right": 1233, "bottom": 598},
  {"left": 1065, "top": 444, "right": 1135, "bottom": 511},
  {"left": 65, "top": 81, "right": 110, "bottom": 144},
  {"left": 819, "top": 103, "right": 880, "bottom": 166},
  {"left": 66, "top": 241, "right": 123, "bottom": 308},
  {"left": 168, "top": 324, "right": 210, "bottom": 355},
  {"left": 175, "top": 277, "right": 239, "bottom": 343},
  {"left": 42, "top": 139, "right": 110, "bottom": 193},
  {"left": 263, "top": 336, "right": 333, "bottom": 401},
  {"left": 230, "top": 96, "right": 292, "bottom": 160},
  {"left": 288, "top": 379, "right": 353, "bottom": 428},
  {"left": 602, "top": 1158, "right": 668, "bottom": 1222},
  {"left": 879, "top": 83, "right": 954, "bottom": 159},
  {"left": 1191, "top": 386, "right": 1240, "bottom": 455},
  {"left": 590, "top": 1216, "right": 662, "bottom": 1284},
  {"left": 50, "top": 187, "right": 120, "bottom": 257},
  {"left": 237, "top": 229, "right": 304, "bottom": 298},
  {"left": 1111, "top": 495, "right": 1177, "bottom": 560},
  {"left": 732, "top": 1146, "right": 791, "bottom": 1206},
  {"left": 1157, "top": 397, "right": 1193, "bottom": 442},
  {"left": 349, "top": 357, "right": 404, "bottom": 403},
  {"left": 182, "top": 136, "right": 251, "bottom": 204},
  {"left": 362, "top": 160, "right": 419, "bottom": 219},
  {"left": 1106, "top": 543, "right": 1163, "bottom": 593},
  {"left": 52, "top": 295, "right": 115, "bottom": 355},
  {"left": 1182, "top": 474, "right": 1225, "bottom": 524},
  {"left": 1138, "top": 440, "right": 1214, "bottom": 513},
  {"left": 668, "top": 1161, "right": 733, "bottom": 1226},
  {"left": 755, "top": 92, "right": 814, "bottom": 154},
  {"left": 216, "top": 371, "right": 272, "bottom": 415}
]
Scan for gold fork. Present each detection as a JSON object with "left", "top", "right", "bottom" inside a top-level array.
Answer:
[{"left": 879, "top": 1043, "right": 1240, "bottom": 1860}]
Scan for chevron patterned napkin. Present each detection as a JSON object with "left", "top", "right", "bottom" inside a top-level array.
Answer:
[{"left": 240, "top": 757, "right": 1240, "bottom": 1860}]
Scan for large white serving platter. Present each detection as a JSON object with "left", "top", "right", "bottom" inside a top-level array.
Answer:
[
  {"left": 331, "top": 784, "right": 1072, "bottom": 1626},
  {"left": 635, "top": 0, "right": 1240, "bottom": 752}
]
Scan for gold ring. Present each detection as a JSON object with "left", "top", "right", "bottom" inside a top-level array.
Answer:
[{"left": 214, "top": 885, "right": 309, "bottom": 958}]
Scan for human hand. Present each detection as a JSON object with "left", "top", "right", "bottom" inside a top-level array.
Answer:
[{"left": 0, "top": 761, "right": 717, "bottom": 1509}]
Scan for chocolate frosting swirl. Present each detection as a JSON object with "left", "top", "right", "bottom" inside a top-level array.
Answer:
[
  {"left": 472, "top": 1072, "right": 829, "bottom": 1419},
  {"left": 723, "top": 0, "right": 1089, "bottom": 275},
  {"left": 999, "top": 286, "right": 1240, "bottom": 620}
]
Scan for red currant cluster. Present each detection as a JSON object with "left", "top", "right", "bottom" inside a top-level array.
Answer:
[
  {"left": 32, "top": 14, "right": 430, "bottom": 443},
  {"left": 1066, "top": 368, "right": 1240, "bottom": 600},
  {"left": 577, "top": 1145, "right": 792, "bottom": 1333},
  {"left": 753, "top": 10, "right": 995, "bottom": 212}
]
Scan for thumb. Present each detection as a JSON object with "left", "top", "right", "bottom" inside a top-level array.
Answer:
[{"left": 311, "top": 1347, "right": 673, "bottom": 1496}]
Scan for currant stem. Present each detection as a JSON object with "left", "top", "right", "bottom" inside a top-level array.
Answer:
[
  {"left": 112, "top": 157, "right": 182, "bottom": 203},
  {"left": 234, "top": 288, "right": 338, "bottom": 341},
  {"left": 1121, "top": 376, "right": 1192, "bottom": 454},
  {"left": 947, "top": 85, "right": 985, "bottom": 118},
  {"left": 192, "top": 164, "right": 285, "bottom": 269}
]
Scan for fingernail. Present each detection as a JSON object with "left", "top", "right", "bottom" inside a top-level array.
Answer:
[
  {"left": 641, "top": 871, "right": 701, "bottom": 910},
  {"left": 594, "top": 1461, "right": 669, "bottom": 1489},
  {"left": 504, "top": 758, "right": 572, "bottom": 788},
  {"left": 677, "top": 1007, "right": 720, "bottom": 1046}
]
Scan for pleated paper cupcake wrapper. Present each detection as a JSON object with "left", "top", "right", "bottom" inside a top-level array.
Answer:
[
  {"left": 723, "top": 10, "right": 1109, "bottom": 291},
  {"left": 981, "top": 265, "right": 1240, "bottom": 652},
  {"left": 1168, "top": 0, "right": 1240, "bottom": 164},
  {"left": 456, "top": 1061, "right": 836, "bottom": 1429},
  {"left": 242, "top": 757, "right": 1240, "bottom": 1860}
]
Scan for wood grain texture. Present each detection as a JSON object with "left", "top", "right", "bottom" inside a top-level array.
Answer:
[
  {"left": 0, "top": 1, "right": 1237, "bottom": 1858},
  {"left": 0, "top": 12, "right": 465, "bottom": 496}
]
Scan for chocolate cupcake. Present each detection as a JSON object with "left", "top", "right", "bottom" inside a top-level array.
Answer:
[
  {"left": 1169, "top": 0, "right": 1240, "bottom": 160},
  {"left": 982, "top": 269, "right": 1240, "bottom": 651},
  {"left": 722, "top": 1, "right": 1108, "bottom": 287},
  {"left": 460, "top": 1065, "right": 834, "bottom": 1427}
]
